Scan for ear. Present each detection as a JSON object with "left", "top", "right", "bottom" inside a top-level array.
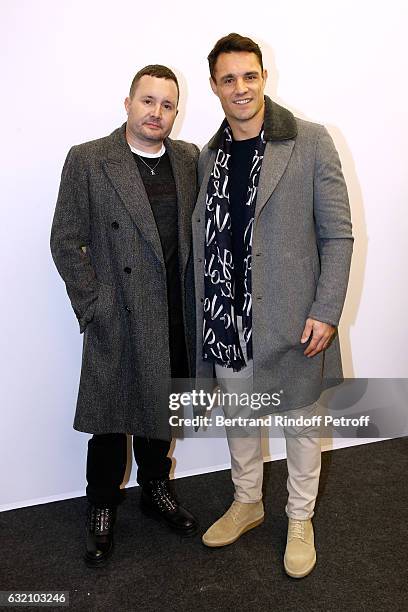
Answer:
[
  {"left": 263, "top": 69, "right": 268, "bottom": 85},
  {"left": 209, "top": 76, "right": 219, "bottom": 96},
  {"left": 124, "top": 96, "right": 131, "bottom": 114}
]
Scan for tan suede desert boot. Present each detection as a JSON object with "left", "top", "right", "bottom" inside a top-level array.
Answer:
[
  {"left": 284, "top": 518, "right": 316, "bottom": 578},
  {"left": 202, "top": 500, "right": 264, "bottom": 547}
]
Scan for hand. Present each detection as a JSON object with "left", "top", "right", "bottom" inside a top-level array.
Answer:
[{"left": 301, "top": 318, "right": 336, "bottom": 357}]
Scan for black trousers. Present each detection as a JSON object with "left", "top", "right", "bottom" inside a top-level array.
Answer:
[{"left": 86, "top": 434, "right": 172, "bottom": 506}]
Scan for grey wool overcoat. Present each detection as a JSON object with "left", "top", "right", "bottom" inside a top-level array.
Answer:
[
  {"left": 51, "top": 124, "right": 199, "bottom": 438},
  {"left": 192, "top": 96, "right": 353, "bottom": 413}
]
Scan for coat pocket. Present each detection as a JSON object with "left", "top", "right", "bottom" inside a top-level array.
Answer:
[
  {"left": 91, "top": 282, "right": 115, "bottom": 326},
  {"left": 83, "top": 282, "right": 117, "bottom": 358},
  {"left": 261, "top": 255, "right": 318, "bottom": 348}
]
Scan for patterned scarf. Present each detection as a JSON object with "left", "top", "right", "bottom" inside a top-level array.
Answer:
[{"left": 203, "top": 124, "right": 266, "bottom": 371}]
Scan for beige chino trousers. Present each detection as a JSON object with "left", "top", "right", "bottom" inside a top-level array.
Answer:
[{"left": 215, "top": 318, "right": 322, "bottom": 520}]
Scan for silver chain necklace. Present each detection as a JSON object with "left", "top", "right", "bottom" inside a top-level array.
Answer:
[{"left": 136, "top": 153, "right": 163, "bottom": 176}]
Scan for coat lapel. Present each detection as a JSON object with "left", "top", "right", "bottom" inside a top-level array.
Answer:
[
  {"left": 255, "top": 139, "right": 295, "bottom": 219},
  {"left": 165, "top": 139, "right": 196, "bottom": 277},
  {"left": 103, "top": 125, "right": 164, "bottom": 264},
  {"left": 194, "top": 149, "right": 215, "bottom": 218}
]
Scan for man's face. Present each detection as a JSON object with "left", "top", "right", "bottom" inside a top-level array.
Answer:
[
  {"left": 210, "top": 51, "right": 267, "bottom": 127},
  {"left": 124, "top": 75, "right": 178, "bottom": 147}
]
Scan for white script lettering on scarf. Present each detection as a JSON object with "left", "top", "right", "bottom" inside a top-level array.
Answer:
[
  {"left": 212, "top": 150, "right": 230, "bottom": 179},
  {"left": 204, "top": 294, "right": 223, "bottom": 320}
]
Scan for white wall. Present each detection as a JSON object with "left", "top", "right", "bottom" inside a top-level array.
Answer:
[{"left": 1, "top": 0, "right": 407, "bottom": 511}]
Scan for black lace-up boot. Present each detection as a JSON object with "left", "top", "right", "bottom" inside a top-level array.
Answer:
[
  {"left": 85, "top": 505, "right": 116, "bottom": 566},
  {"left": 141, "top": 478, "right": 197, "bottom": 536}
]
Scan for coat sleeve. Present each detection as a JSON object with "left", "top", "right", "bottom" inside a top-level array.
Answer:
[
  {"left": 308, "top": 126, "right": 354, "bottom": 327},
  {"left": 50, "top": 146, "right": 99, "bottom": 333}
]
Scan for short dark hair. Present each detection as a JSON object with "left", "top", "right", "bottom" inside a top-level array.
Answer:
[
  {"left": 129, "top": 64, "right": 179, "bottom": 100},
  {"left": 208, "top": 33, "right": 264, "bottom": 81}
]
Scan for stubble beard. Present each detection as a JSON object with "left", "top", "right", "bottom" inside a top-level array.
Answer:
[
  {"left": 232, "top": 98, "right": 264, "bottom": 124},
  {"left": 138, "top": 125, "right": 167, "bottom": 144}
]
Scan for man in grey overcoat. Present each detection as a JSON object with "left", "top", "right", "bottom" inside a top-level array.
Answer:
[
  {"left": 51, "top": 65, "right": 199, "bottom": 566},
  {"left": 193, "top": 34, "right": 353, "bottom": 577}
]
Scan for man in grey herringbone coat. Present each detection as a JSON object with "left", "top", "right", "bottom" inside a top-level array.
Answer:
[
  {"left": 193, "top": 34, "right": 353, "bottom": 578},
  {"left": 51, "top": 65, "right": 199, "bottom": 566}
]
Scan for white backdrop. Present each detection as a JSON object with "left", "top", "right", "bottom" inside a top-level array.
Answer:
[{"left": 1, "top": 0, "right": 407, "bottom": 511}]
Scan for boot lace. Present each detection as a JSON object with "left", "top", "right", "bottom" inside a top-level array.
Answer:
[
  {"left": 151, "top": 479, "right": 178, "bottom": 512},
  {"left": 288, "top": 519, "right": 305, "bottom": 541},
  {"left": 89, "top": 507, "right": 113, "bottom": 535},
  {"left": 225, "top": 501, "right": 243, "bottom": 523}
]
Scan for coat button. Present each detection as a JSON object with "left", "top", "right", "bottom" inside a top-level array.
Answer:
[
  {"left": 200, "top": 298, "right": 204, "bottom": 303},
  {"left": 111, "top": 221, "right": 119, "bottom": 230},
  {"left": 125, "top": 306, "right": 131, "bottom": 313},
  {"left": 197, "top": 218, "right": 201, "bottom": 223},
  {"left": 198, "top": 258, "right": 202, "bottom": 263},
  {"left": 124, "top": 267, "right": 131, "bottom": 274},
  {"left": 256, "top": 295, "right": 263, "bottom": 300},
  {"left": 255, "top": 252, "right": 262, "bottom": 257}
]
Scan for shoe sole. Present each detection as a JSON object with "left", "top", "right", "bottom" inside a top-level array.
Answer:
[
  {"left": 202, "top": 515, "right": 264, "bottom": 548},
  {"left": 140, "top": 503, "right": 198, "bottom": 537},
  {"left": 284, "top": 553, "right": 317, "bottom": 578}
]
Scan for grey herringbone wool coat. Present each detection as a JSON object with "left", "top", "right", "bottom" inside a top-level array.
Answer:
[
  {"left": 51, "top": 124, "right": 199, "bottom": 438},
  {"left": 192, "top": 97, "right": 353, "bottom": 413}
]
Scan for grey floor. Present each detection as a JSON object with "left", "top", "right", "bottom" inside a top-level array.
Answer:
[{"left": 1, "top": 437, "right": 407, "bottom": 612}]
